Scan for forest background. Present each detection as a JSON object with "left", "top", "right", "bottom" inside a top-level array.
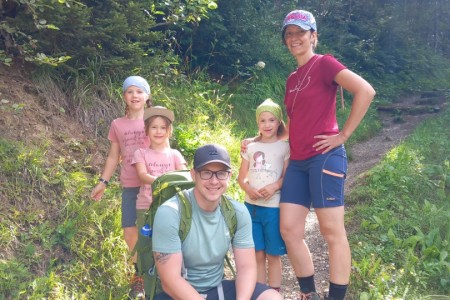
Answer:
[{"left": 0, "top": 0, "right": 449, "bottom": 299}]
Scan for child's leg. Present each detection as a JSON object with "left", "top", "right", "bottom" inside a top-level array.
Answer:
[
  {"left": 121, "top": 188, "right": 144, "bottom": 298},
  {"left": 123, "top": 226, "right": 138, "bottom": 262},
  {"left": 266, "top": 254, "right": 282, "bottom": 289},
  {"left": 121, "top": 187, "right": 140, "bottom": 263},
  {"left": 263, "top": 207, "right": 286, "bottom": 291},
  {"left": 255, "top": 250, "right": 267, "bottom": 284}
]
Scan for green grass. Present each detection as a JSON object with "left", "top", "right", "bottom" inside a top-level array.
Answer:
[{"left": 346, "top": 108, "right": 450, "bottom": 299}]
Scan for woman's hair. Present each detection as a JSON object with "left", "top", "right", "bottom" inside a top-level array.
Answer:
[
  {"left": 311, "top": 31, "right": 318, "bottom": 50},
  {"left": 277, "top": 120, "right": 287, "bottom": 137},
  {"left": 144, "top": 115, "right": 173, "bottom": 138}
]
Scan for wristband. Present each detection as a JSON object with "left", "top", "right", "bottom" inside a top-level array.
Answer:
[{"left": 99, "top": 178, "right": 109, "bottom": 186}]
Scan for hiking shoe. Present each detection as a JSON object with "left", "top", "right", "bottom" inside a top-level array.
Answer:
[
  {"left": 129, "top": 274, "right": 145, "bottom": 299},
  {"left": 299, "top": 291, "right": 320, "bottom": 300}
]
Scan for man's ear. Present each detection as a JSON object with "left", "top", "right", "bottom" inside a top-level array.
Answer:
[{"left": 190, "top": 169, "right": 196, "bottom": 182}]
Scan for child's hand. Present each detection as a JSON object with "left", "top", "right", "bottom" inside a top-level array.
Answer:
[
  {"left": 258, "top": 183, "right": 278, "bottom": 201},
  {"left": 246, "top": 187, "right": 263, "bottom": 201},
  {"left": 90, "top": 183, "right": 106, "bottom": 201}
]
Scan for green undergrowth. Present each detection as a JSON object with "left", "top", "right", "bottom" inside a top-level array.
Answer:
[
  {"left": 0, "top": 74, "right": 245, "bottom": 299},
  {"left": 1, "top": 65, "right": 446, "bottom": 298},
  {"left": 0, "top": 137, "right": 130, "bottom": 299},
  {"left": 346, "top": 108, "right": 450, "bottom": 299}
]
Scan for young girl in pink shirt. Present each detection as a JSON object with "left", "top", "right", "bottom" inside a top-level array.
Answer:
[
  {"left": 132, "top": 106, "right": 187, "bottom": 211},
  {"left": 90, "top": 76, "right": 151, "bottom": 299}
]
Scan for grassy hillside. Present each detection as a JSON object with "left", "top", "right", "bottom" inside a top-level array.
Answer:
[{"left": 1, "top": 61, "right": 449, "bottom": 299}]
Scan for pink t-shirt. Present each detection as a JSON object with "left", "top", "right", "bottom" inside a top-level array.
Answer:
[
  {"left": 284, "top": 54, "right": 346, "bottom": 160},
  {"left": 132, "top": 148, "right": 187, "bottom": 210},
  {"left": 108, "top": 117, "right": 150, "bottom": 187}
]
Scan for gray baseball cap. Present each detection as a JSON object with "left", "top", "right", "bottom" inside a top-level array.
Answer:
[{"left": 193, "top": 144, "right": 231, "bottom": 170}]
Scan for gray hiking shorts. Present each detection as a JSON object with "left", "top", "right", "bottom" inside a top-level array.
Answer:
[
  {"left": 154, "top": 280, "right": 272, "bottom": 300},
  {"left": 121, "top": 187, "right": 140, "bottom": 228}
]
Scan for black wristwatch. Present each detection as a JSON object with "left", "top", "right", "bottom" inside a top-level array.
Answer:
[{"left": 99, "top": 178, "right": 109, "bottom": 186}]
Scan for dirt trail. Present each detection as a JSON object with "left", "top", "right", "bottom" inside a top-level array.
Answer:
[{"left": 280, "top": 94, "right": 445, "bottom": 299}]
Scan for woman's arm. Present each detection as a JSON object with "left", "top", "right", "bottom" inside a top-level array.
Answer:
[{"left": 313, "top": 69, "right": 375, "bottom": 153}]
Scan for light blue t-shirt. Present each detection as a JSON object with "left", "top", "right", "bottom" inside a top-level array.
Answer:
[{"left": 152, "top": 188, "right": 254, "bottom": 292}]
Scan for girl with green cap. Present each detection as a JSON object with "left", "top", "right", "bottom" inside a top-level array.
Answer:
[{"left": 238, "top": 98, "right": 290, "bottom": 293}]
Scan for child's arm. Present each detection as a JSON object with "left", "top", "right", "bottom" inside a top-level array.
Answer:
[
  {"left": 135, "top": 161, "right": 157, "bottom": 185},
  {"left": 90, "top": 141, "right": 120, "bottom": 201},
  {"left": 257, "top": 158, "right": 289, "bottom": 201},
  {"left": 237, "top": 158, "right": 263, "bottom": 201},
  {"left": 176, "top": 164, "right": 188, "bottom": 170},
  {"left": 175, "top": 153, "right": 188, "bottom": 171}
]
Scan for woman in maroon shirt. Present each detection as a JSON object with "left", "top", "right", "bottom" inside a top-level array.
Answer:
[{"left": 279, "top": 9, "right": 375, "bottom": 300}]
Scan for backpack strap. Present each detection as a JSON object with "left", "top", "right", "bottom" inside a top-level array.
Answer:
[
  {"left": 177, "top": 192, "right": 237, "bottom": 241},
  {"left": 219, "top": 195, "right": 237, "bottom": 278},
  {"left": 176, "top": 188, "right": 192, "bottom": 242},
  {"left": 219, "top": 195, "right": 237, "bottom": 241}
]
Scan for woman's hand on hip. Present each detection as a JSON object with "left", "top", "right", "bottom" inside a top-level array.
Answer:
[{"left": 313, "top": 133, "right": 347, "bottom": 154}]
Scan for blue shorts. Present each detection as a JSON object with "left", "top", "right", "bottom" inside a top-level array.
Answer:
[
  {"left": 121, "top": 187, "right": 140, "bottom": 228},
  {"left": 281, "top": 145, "right": 347, "bottom": 209},
  {"left": 245, "top": 203, "right": 286, "bottom": 256},
  {"left": 154, "top": 280, "right": 272, "bottom": 300}
]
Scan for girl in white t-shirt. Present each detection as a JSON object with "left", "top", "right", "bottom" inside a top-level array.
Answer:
[{"left": 237, "top": 98, "right": 290, "bottom": 292}]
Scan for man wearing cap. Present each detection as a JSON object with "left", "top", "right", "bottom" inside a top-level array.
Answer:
[{"left": 152, "top": 144, "right": 282, "bottom": 300}]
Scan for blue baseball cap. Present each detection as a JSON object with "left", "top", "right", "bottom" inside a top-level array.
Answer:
[
  {"left": 282, "top": 10, "right": 317, "bottom": 33},
  {"left": 193, "top": 144, "right": 231, "bottom": 170},
  {"left": 122, "top": 76, "right": 151, "bottom": 95}
]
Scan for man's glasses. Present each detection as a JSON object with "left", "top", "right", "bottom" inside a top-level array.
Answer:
[{"left": 198, "top": 170, "right": 230, "bottom": 180}]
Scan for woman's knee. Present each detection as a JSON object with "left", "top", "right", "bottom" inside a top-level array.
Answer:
[
  {"left": 280, "top": 223, "right": 305, "bottom": 241},
  {"left": 320, "top": 225, "right": 348, "bottom": 245}
]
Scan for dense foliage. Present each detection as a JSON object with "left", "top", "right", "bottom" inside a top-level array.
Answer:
[
  {"left": 2, "top": 0, "right": 450, "bottom": 90},
  {"left": 0, "top": 0, "right": 218, "bottom": 76},
  {"left": 2, "top": 0, "right": 449, "bottom": 136},
  {"left": 1, "top": 0, "right": 449, "bottom": 299}
]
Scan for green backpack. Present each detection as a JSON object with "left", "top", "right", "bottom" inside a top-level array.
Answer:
[{"left": 133, "top": 169, "right": 237, "bottom": 300}]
